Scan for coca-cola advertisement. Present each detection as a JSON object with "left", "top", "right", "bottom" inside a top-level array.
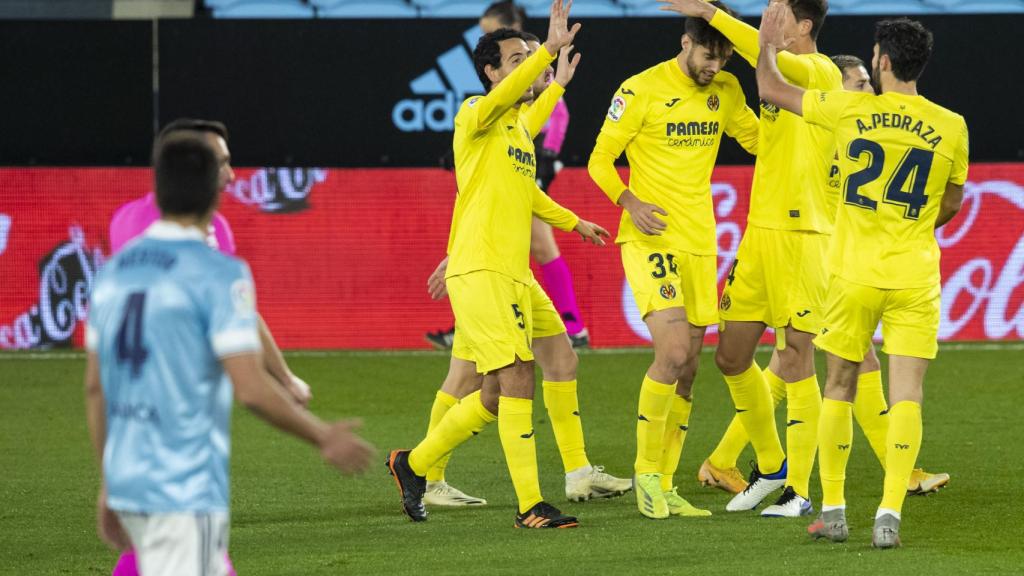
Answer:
[{"left": 0, "top": 165, "right": 1021, "bottom": 350}]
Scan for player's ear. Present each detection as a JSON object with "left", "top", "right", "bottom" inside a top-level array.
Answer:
[
  {"left": 798, "top": 18, "right": 812, "bottom": 38},
  {"left": 879, "top": 53, "right": 891, "bottom": 74},
  {"left": 681, "top": 34, "right": 691, "bottom": 53},
  {"left": 485, "top": 63, "right": 501, "bottom": 86}
]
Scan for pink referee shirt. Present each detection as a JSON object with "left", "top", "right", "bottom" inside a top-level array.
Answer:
[{"left": 109, "top": 192, "right": 236, "bottom": 255}]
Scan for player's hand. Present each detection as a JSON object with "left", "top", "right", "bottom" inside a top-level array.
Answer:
[
  {"left": 553, "top": 45, "right": 582, "bottom": 88},
  {"left": 657, "top": 0, "right": 717, "bottom": 20},
  {"left": 759, "top": 2, "right": 792, "bottom": 50},
  {"left": 320, "top": 419, "right": 376, "bottom": 476},
  {"left": 96, "top": 485, "right": 130, "bottom": 551},
  {"left": 620, "top": 191, "right": 668, "bottom": 235},
  {"left": 544, "top": 0, "right": 582, "bottom": 55},
  {"left": 427, "top": 257, "right": 449, "bottom": 300},
  {"left": 574, "top": 219, "right": 610, "bottom": 246},
  {"left": 286, "top": 374, "right": 312, "bottom": 407}
]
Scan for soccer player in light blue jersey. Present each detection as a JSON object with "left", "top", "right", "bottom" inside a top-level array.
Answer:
[{"left": 85, "top": 130, "right": 375, "bottom": 576}]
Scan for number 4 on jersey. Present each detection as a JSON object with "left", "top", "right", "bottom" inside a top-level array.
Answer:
[
  {"left": 116, "top": 291, "right": 149, "bottom": 378},
  {"left": 844, "top": 138, "right": 933, "bottom": 220}
]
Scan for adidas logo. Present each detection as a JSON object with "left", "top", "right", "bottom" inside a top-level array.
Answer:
[{"left": 392, "top": 26, "right": 485, "bottom": 132}]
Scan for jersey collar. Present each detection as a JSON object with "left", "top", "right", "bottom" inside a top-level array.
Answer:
[{"left": 145, "top": 220, "right": 207, "bottom": 243}]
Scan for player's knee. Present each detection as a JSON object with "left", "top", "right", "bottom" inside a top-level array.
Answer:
[
  {"left": 542, "top": 347, "right": 577, "bottom": 382},
  {"left": 714, "top": 346, "right": 746, "bottom": 376},
  {"left": 654, "top": 346, "right": 689, "bottom": 381}
]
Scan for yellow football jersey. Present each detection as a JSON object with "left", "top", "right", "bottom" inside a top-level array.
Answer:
[
  {"left": 802, "top": 89, "right": 969, "bottom": 289},
  {"left": 447, "top": 45, "right": 579, "bottom": 284},
  {"left": 709, "top": 10, "right": 843, "bottom": 233},
  {"left": 588, "top": 60, "right": 759, "bottom": 255}
]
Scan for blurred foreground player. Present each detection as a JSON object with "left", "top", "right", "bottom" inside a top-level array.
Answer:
[
  {"left": 86, "top": 131, "right": 375, "bottom": 575},
  {"left": 756, "top": 10, "right": 967, "bottom": 547}
]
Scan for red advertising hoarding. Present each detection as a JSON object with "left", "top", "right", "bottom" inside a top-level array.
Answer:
[{"left": 1, "top": 165, "right": 1021, "bottom": 349}]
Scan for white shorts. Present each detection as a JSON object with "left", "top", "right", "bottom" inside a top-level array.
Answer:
[{"left": 117, "top": 511, "right": 230, "bottom": 576}]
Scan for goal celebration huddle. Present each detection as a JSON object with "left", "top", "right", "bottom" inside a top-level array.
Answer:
[{"left": 382, "top": 0, "right": 964, "bottom": 547}]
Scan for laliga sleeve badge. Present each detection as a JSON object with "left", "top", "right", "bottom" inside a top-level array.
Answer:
[
  {"left": 468, "top": 96, "right": 481, "bottom": 107},
  {"left": 660, "top": 285, "right": 677, "bottom": 300},
  {"left": 230, "top": 278, "right": 257, "bottom": 317},
  {"left": 608, "top": 96, "right": 627, "bottom": 122}
]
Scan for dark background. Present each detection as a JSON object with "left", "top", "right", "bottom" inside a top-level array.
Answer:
[{"left": 2, "top": 15, "right": 1021, "bottom": 166}]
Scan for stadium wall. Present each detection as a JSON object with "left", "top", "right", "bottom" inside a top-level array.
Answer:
[
  {"left": 1, "top": 164, "right": 1021, "bottom": 350},
  {"left": 1, "top": 15, "right": 1022, "bottom": 167}
]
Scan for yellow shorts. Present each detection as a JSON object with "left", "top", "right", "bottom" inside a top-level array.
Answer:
[
  {"left": 620, "top": 241, "right": 718, "bottom": 326},
  {"left": 814, "top": 275, "right": 941, "bottom": 362},
  {"left": 719, "top": 225, "right": 829, "bottom": 335},
  {"left": 452, "top": 273, "right": 565, "bottom": 362},
  {"left": 447, "top": 271, "right": 534, "bottom": 374}
]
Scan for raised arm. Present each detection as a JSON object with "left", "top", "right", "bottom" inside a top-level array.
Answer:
[
  {"left": 658, "top": 0, "right": 815, "bottom": 86},
  {"left": 756, "top": 4, "right": 805, "bottom": 116},
  {"left": 472, "top": 0, "right": 580, "bottom": 130},
  {"left": 522, "top": 46, "right": 580, "bottom": 138}
]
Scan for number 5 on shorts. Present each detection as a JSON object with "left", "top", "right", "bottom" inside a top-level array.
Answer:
[{"left": 511, "top": 304, "right": 526, "bottom": 329}]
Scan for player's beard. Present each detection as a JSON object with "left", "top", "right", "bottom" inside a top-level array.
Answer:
[
  {"left": 687, "top": 52, "right": 714, "bottom": 87},
  {"left": 871, "top": 61, "right": 882, "bottom": 95}
]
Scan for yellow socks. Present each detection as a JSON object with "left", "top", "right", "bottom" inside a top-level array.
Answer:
[
  {"left": 635, "top": 375, "right": 676, "bottom": 474},
  {"left": 853, "top": 370, "right": 889, "bottom": 469},
  {"left": 659, "top": 395, "right": 693, "bottom": 491},
  {"left": 723, "top": 363, "right": 785, "bottom": 474},
  {"left": 542, "top": 380, "right": 590, "bottom": 473},
  {"left": 498, "top": 396, "right": 544, "bottom": 514},
  {"left": 708, "top": 367, "right": 787, "bottom": 470},
  {"left": 880, "top": 401, "right": 922, "bottom": 514},
  {"left": 818, "top": 398, "right": 853, "bottom": 507},
  {"left": 408, "top": 390, "right": 496, "bottom": 476},
  {"left": 785, "top": 375, "right": 821, "bottom": 498},
  {"left": 425, "top": 390, "right": 458, "bottom": 482}
]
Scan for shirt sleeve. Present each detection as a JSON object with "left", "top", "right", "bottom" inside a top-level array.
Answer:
[
  {"left": 949, "top": 118, "right": 970, "bottom": 185},
  {"left": 521, "top": 83, "right": 566, "bottom": 140},
  {"left": 725, "top": 82, "right": 759, "bottom": 155},
  {"left": 531, "top": 184, "right": 579, "bottom": 232},
  {"left": 708, "top": 9, "right": 817, "bottom": 87},
  {"left": 464, "top": 45, "right": 558, "bottom": 133},
  {"left": 801, "top": 89, "right": 851, "bottom": 131},
  {"left": 207, "top": 261, "right": 262, "bottom": 358},
  {"left": 588, "top": 81, "right": 646, "bottom": 204}
]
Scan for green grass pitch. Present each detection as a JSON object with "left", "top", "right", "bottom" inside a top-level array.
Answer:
[{"left": 1, "top": 346, "right": 1020, "bottom": 574}]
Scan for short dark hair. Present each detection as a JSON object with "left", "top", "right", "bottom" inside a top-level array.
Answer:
[
  {"left": 158, "top": 118, "right": 228, "bottom": 143},
  {"left": 875, "top": 18, "right": 933, "bottom": 82},
  {"left": 686, "top": 2, "right": 736, "bottom": 56},
  {"left": 831, "top": 54, "right": 865, "bottom": 78},
  {"left": 521, "top": 31, "right": 540, "bottom": 44},
  {"left": 153, "top": 118, "right": 228, "bottom": 164},
  {"left": 153, "top": 131, "right": 220, "bottom": 218},
  {"left": 482, "top": 1, "right": 526, "bottom": 30},
  {"left": 473, "top": 28, "right": 529, "bottom": 91},
  {"left": 787, "top": 0, "right": 828, "bottom": 41}
]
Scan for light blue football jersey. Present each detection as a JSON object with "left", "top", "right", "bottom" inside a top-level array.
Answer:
[{"left": 87, "top": 221, "right": 261, "bottom": 513}]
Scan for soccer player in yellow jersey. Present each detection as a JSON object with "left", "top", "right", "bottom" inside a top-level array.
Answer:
[
  {"left": 588, "top": 2, "right": 759, "bottom": 519},
  {"left": 414, "top": 38, "right": 630, "bottom": 509},
  {"left": 388, "top": 0, "right": 612, "bottom": 530},
  {"left": 660, "top": 0, "right": 841, "bottom": 517},
  {"left": 694, "top": 54, "right": 950, "bottom": 499},
  {"left": 756, "top": 10, "right": 968, "bottom": 547}
]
